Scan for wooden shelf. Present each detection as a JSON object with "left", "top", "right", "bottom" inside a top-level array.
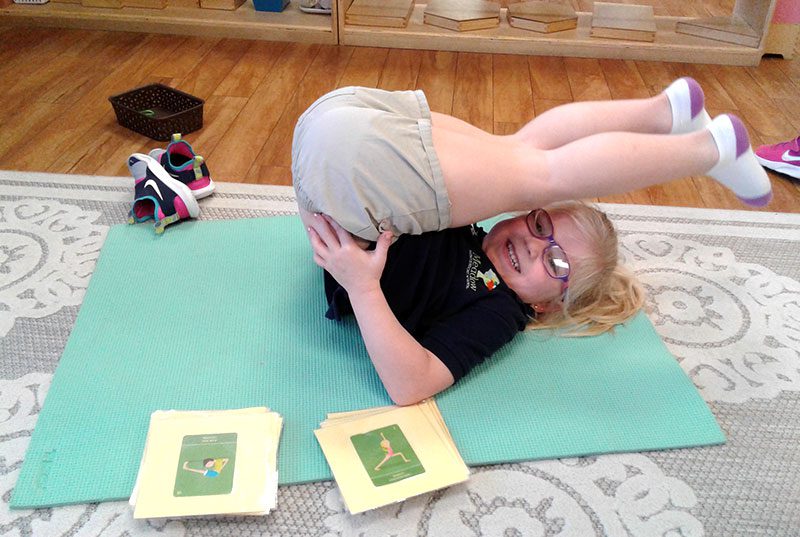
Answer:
[
  {"left": 0, "top": 0, "right": 337, "bottom": 43},
  {"left": 1, "top": 0, "right": 779, "bottom": 65},
  {"left": 338, "top": 0, "right": 777, "bottom": 66}
]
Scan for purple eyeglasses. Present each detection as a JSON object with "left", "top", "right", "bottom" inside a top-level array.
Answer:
[{"left": 525, "top": 209, "right": 570, "bottom": 300}]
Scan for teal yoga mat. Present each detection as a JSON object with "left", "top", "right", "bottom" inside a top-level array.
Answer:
[{"left": 12, "top": 216, "right": 725, "bottom": 508}]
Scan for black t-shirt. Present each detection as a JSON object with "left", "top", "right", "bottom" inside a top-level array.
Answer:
[{"left": 324, "top": 225, "right": 533, "bottom": 382}]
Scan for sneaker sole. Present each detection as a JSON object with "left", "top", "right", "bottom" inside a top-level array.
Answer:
[
  {"left": 130, "top": 153, "right": 201, "bottom": 219},
  {"left": 192, "top": 181, "right": 216, "bottom": 199},
  {"left": 755, "top": 156, "right": 800, "bottom": 179}
]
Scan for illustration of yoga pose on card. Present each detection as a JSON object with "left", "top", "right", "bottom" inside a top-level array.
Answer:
[
  {"left": 374, "top": 432, "right": 411, "bottom": 471},
  {"left": 182, "top": 458, "right": 229, "bottom": 478}
]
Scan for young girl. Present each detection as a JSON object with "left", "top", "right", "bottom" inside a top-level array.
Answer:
[{"left": 292, "top": 78, "right": 771, "bottom": 406}]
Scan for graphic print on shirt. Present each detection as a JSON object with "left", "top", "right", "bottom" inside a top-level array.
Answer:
[
  {"left": 465, "top": 250, "right": 499, "bottom": 291},
  {"left": 477, "top": 269, "right": 500, "bottom": 290}
]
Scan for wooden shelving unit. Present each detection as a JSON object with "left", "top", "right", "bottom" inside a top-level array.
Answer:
[
  {"left": 337, "top": 0, "right": 777, "bottom": 66},
  {"left": 0, "top": 0, "right": 780, "bottom": 65},
  {"left": 0, "top": 0, "right": 338, "bottom": 44}
]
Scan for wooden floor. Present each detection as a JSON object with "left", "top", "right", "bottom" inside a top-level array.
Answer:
[{"left": 0, "top": 21, "right": 798, "bottom": 212}]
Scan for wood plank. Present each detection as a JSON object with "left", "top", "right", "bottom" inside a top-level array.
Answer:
[
  {"left": 492, "top": 53, "right": 534, "bottom": 124},
  {"left": 377, "top": 47, "right": 422, "bottom": 90},
  {"left": 253, "top": 44, "right": 354, "bottom": 169},
  {"left": 590, "top": 2, "right": 657, "bottom": 42},
  {"left": 563, "top": 57, "right": 611, "bottom": 101},
  {"left": 676, "top": 16, "right": 761, "bottom": 48},
  {"left": 37, "top": 32, "right": 147, "bottom": 106},
  {"left": 244, "top": 164, "right": 292, "bottom": 185},
  {"left": 533, "top": 97, "right": 571, "bottom": 116},
  {"left": 667, "top": 62, "right": 734, "bottom": 113},
  {"left": 416, "top": 49, "right": 458, "bottom": 114},
  {"left": 494, "top": 121, "right": 526, "bottom": 135},
  {"left": 346, "top": 0, "right": 414, "bottom": 27},
  {"left": 599, "top": 58, "right": 650, "bottom": 99},
  {"left": 182, "top": 95, "right": 250, "bottom": 166},
  {"left": 709, "top": 64, "right": 788, "bottom": 139},
  {"left": 174, "top": 38, "right": 250, "bottom": 99},
  {"left": 424, "top": 0, "right": 500, "bottom": 22},
  {"left": 645, "top": 177, "right": 706, "bottom": 207},
  {"left": 338, "top": 46, "right": 389, "bottom": 87},
  {"left": 55, "top": 111, "right": 152, "bottom": 176},
  {"left": 0, "top": 102, "right": 70, "bottom": 162},
  {"left": 634, "top": 59, "right": 677, "bottom": 96},
  {"left": 149, "top": 36, "right": 220, "bottom": 79},
  {"left": 213, "top": 40, "right": 288, "bottom": 98},
  {"left": 0, "top": 37, "right": 101, "bottom": 123},
  {"left": 0, "top": 34, "right": 188, "bottom": 171},
  {"left": 527, "top": 56, "right": 572, "bottom": 100},
  {"left": 207, "top": 42, "right": 320, "bottom": 182},
  {"left": 748, "top": 57, "right": 800, "bottom": 103},
  {"left": 452, "top": 52, "right": 494, "bottom": 132}
]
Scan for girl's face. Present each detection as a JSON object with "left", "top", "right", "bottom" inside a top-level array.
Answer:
[{"left": 482, "top": 212, "right": 590, "bottom": 306}]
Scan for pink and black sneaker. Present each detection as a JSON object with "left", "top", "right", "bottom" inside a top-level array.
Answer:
[
  {"left": 149, "top": 134, "right": 215, "bottom": 199},
  {"left": 755, "top": 135, "right": 800, "bottom": 180},
  {"left": 127, "top": 153, "right": 200, "bottom": 234}
]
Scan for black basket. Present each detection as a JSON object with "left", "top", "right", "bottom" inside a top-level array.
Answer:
[{"left": 109, "top": 84, "right": 204, "bottom": 142}]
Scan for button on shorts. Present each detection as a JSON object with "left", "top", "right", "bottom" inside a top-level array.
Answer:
[{"left": 291, "top": 86, "right": 451, "bottom": 242}]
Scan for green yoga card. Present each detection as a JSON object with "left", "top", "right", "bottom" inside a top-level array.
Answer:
[{"left": 11, "top": 216, "right": 724, "bottom": 508}]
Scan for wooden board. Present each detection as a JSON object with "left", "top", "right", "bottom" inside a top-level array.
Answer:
[
  {"left": 200, "top": 0, "right": 245, "bottom": 10},
  {"left": 507, "top": 1, "right": 577, "bottom": 33},
  {"left": 764, "top": 22, "right": 798, "bottom": 58},
  {"left": 507, "top": 1, "right": 576, "bottom": 23},
  {"left": 591, "top": 2, "right": 656, "bottom": 42},
  {"left": 346, "top": 0, "right": 414, "bottom": 28},
  {"left": 424, "top": 0, "right": 500, "bottom": 22},
  {"left": 423, "top": 0, "right": 500, "bottom": 31},
  {"left": 675, "top": 16, "right": 760, "bottom": 47},
  {"left": 81, "top": 0, "right": 123, "bottom": 8},
  {"left": 125, "top": 0, "right": 166, "bottom": 7}
]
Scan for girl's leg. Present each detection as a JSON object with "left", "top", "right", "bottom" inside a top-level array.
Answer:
[
  {"left": 514, "top": 78, "right": 711, "bottom": 149},
  {"left": 515, "top": 94, "right": 672, "bottom": 149},
  {"left": 433, "top": 114, "right": 771, "bottom": 228}
]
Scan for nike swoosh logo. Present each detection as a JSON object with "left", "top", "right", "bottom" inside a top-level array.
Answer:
[
  {"left": 782, "top": 150, "right": 800, "bottom": 162},
  {"left": 168, "top": 172, "right": 180, "bottom": 179},
  {"left": 144, "top": 179, "right": 163, "bottom": 200}
]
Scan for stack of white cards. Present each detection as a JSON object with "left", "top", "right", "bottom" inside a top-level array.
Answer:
[{"left": 130, "top": 407, "right": 282, "bottom": 519}]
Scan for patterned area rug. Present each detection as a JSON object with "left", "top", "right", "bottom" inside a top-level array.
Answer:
[{"left": 2, "top": 170, "right": 799, "bottom": 536}]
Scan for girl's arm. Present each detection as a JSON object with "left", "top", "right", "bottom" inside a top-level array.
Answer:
[{"left": 307, "top": 214, "right": 454, "bottom": 405}]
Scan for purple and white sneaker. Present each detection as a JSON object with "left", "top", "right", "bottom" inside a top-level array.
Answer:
[
  {"left": 706, "top": 114, "right": 772, "bottom": 207},
  {"left": 148, "top": 134, "right": 215, "bottom": 199},
  {"left": 755, "top": 135, "right": 800, "bottom": 180}
]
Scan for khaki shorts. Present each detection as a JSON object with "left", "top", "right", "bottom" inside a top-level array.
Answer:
[{"left": 291, "top": 86, "right": 450, "bottom": 242}]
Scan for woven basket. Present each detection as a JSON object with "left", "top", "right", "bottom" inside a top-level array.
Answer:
[{"left": 109, "top": 84, "right": 204, "bottom": 142}]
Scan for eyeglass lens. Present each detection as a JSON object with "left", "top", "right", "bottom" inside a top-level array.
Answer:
[
  {"left": 543, "top": 246, "right": 570, "bottom": 279},
  {"left": 528, "top": 210, "right": 553, "bottom": 238}
]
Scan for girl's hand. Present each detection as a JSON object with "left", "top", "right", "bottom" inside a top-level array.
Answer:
[{"left": 307, "top": 214, "right": 393, "bottom": 296}]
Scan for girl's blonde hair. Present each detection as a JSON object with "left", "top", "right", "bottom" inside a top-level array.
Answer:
[{"left": 528, "top": 201, "right": 645, "bottom": 336}]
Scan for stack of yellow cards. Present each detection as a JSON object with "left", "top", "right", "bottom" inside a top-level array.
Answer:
[
  {"left": 314, "top": 399, "right": 469, "bottom": 514},
  {"left": 130, "top": 407, "right": 282, "bottom": 519}
]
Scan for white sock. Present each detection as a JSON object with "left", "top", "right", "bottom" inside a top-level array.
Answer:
[
  {"left": 706, "top": 115, "right": 772, "bottom": 206},
  {"left": 664, "top": 77, "right": 712, "bottom": 134}
]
